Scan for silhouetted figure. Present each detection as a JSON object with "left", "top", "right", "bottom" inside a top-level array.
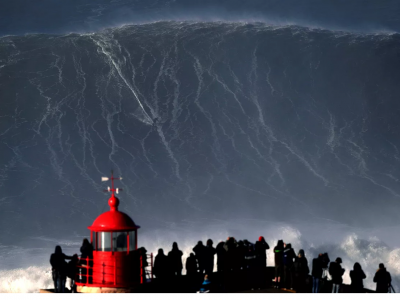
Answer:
[
  {"left": 186, "top": 253, "right": 198, "bottom": 276},
  {"left": 168, "top": 242, "right": 183, "bottom": 276},
  {"left": 311, "top": 254, "right": 324, "bottom": 293},
  {"left": 255, "top": 236, "right": 270, "bottom": 268},
  {"left": 193, "top": 241, "right": 206, "bottom": 274},
  {"left": 223, "top": 237, "right": 238, "bottom": 272},
  {"left": 204, "top": 239, "right": 217, "bottom": 275},
  {"left": 80, "top": 238, "right": 93, "bottom": 284},
  {"left": 350, "top": 262, "right": 366, "bottom": 293},
  {"left": 329, "top": 257, "right": 344, "bottom": 293},
  {"left": 244, "top": 241, "right": 259, "bottom": 290},
  {"left": 283, "top": 243, "right": 296, "bottom": 289},
  {"left": 373, "top": 263, "right": 392, "bottom": 293},
  {"left": 216, "top": 241, "right": 226, "bottom": 273},
  {"left": 67, "top": 254, "right": 79, "bottom": 293},
  {"left": 273, "top": 240, "right": 284, "bottom": 288},
  {"left": 139, "top": 247, "right": 148, "bottom": 282},
  {"left": 50, "top": 245, "right": 73, "bottom": 293},
  {"left": 154, "top": 249, "right": 169, "bottom": 281},
  {"left": 293, "top": 249, "right": 309, "bottom": 293}
]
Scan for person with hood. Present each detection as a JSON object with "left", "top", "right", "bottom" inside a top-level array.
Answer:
[
  {"left": 350, "top": 262, "right": 366, "bottom": 293},
  {"left": 293, "top": 249, "right": 309, "bottom": 293},
  {"left": 273, "top": 240, "right": 284, "bottom": 288},
  {"left": 80, "top": 238, "right": 93, "bottom": 284},
  {"left": 311, "top": 254, "right": 324, "bottom": 293},
  {"left": 50, "top": 245, "right": 74, "bottom": 293},
  {"left": 216, "top": 241, "right": 226, "bottom": 273},
  {"left": 329, "top": 257, "right": 345, "bottom": 293},
  {"left": 283, "top": 243, "right": 296, "bottom": 289},
  {"left": 373, "top": 263, "right": 392, "bottom": 293},
  {"left": 168, "top": 242, "right": 183, "bottom": 276},
  {"left": 154, "top": 249, "right": 169, "bottom": 281},
  {"left": 193, "top": 241, "right": 206, "bottom": 274},
  {"left": 204, "top": 239, "right": 217, "bottom": 275}
]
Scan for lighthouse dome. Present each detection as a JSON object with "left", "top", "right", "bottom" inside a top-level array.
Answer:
[{"left": 88, "top": 194, "right": 140, "bottom": 232}]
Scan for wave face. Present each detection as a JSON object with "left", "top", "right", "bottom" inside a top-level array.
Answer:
[{"left": 1, "top": 22, "right": 400, "bottom": 291}]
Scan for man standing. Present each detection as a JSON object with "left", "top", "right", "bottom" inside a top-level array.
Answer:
[{"left": 373, "top": 263, "right": 392, "bottom": 293}]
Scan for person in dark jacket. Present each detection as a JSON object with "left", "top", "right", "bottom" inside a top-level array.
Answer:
[
  {"left": 186, "top": 253, "right": 198, "bottom": 276},
  {"left": 193, "top": 241, "right": 206, "bottom": 274},
  {"left": 50, "top": 245, "right": 73, "bottom": 293},
  {"left": 373, "top": 263, "right": 392, "bottom": 293},
  {"left": 311, "top": 254, "right": 324, "bottom": 293},
  {"left": 204, "top": 239, "right": 217, "bottom": 275},
  {"left": 80, "top": 238, "right": 93, "bottom": 284},
  {"left": 350, "top": 262, "right": 366, "bottom": 293},
  {"left": 329, "top": 257, "right": 345, "bottom": 293},
  {"left": 67, "top": 254, "right": 79, "bottom": 293},
  {"left": 168, "top": 242, "right": 183, "bottom": 276},
  {"left": 216, "top": 241, "right": 226, "bottom": 273},
  {"left": 293, "top": 249, "right": 309, "bottom": 293},
  {"left": 244, "top": 241, "right": 258, "bottom": 289},
  {"left": 283, "top": 243, "right": 296, "bottom": 289},
  {"left": 255, "top": 236, "right": 270, "bottom": 268},
  {"left": 223, "top": 237, "right": 238, "bottom": 272},
  {"left": 273, "top": 240, "right": 284, "bottom": 288},
  {"left": 154, "top": 249, "right": 169, "bottom": 281}
]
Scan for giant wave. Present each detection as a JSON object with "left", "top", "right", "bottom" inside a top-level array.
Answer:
[{"left": 1, "top": 21, "right": 400, "bottom": 292}]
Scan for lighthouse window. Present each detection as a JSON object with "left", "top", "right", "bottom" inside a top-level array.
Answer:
[
  {"left": 97, "top": 232, "right": 112, "bottom": 251},
  {"left": 112, "top": 232, "right": 128, "bottom": 251}
]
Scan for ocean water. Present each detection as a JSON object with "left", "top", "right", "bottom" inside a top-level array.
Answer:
[{"left": 1, "top": 8, "right": 400, "bottom": 293}]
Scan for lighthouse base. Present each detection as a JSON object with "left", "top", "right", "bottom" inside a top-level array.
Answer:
[{"left": 77, "top": 285, "right": 138, "bottom": 293}]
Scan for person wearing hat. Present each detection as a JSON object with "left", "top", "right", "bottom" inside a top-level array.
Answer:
[{"left": 329, "top": 257, "right": 345, "bottom": 293}]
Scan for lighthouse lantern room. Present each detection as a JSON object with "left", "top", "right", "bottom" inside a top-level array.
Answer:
[{"left": 76, "top": 172, "right": 144, "bottom": 292}]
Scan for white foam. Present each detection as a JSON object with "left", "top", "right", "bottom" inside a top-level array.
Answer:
[{"left": 0, "top": 266, "right": 53, "bottom": 293}]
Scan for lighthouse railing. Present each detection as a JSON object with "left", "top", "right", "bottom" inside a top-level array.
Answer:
[{"left": 74, "top": 253, "right": 153, "bottom": 288}]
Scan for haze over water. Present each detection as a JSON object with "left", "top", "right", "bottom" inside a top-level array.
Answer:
[{"left": 1, "top": 0, "right": 400, "bottom": 292}]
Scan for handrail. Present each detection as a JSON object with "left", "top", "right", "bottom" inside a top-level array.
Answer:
[{"left": 74, "top": 253, "right": 153, "bottom": 287}]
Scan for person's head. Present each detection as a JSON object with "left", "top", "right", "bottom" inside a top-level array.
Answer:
[
  {"left": 207, "top": 239, "right": 213, "bottom": 246},
  {"left": 197, "top": 241, "right": 203, "bottom": 246},
  {"left": 55, "top": 245, "right": 62, "bottom": 254},
  {"left": 158, "top": 248, "right": 164, "bottom": 255},
  {"left": 204, "top": 274, "right": 208, "bottom": 280},
  {"left": 379, "top": 263, "right": 385, "bottom": 269},
  {"left": 172, "top": 242, "right": 178, "bottom": 250},
  {"left": 72, "top": 254, "right": 79, "bottom": 262},
  {"left": 298, "top": 249, "right": 305, "bottom": 257},
  {"left": 277, "top": 240, "right": 284, "bottom": 248},
  {"left": 353, "top": 262, "right": 361, "bottom": 271},
  {"left": 82, "top": 238, "right": 89, "bottom": 246},
  {"left": 336, "top": 257, "right": 342, "bottom": 264},
  {"left": 259, "top": 236, "right": 265, "bottom": 242}
]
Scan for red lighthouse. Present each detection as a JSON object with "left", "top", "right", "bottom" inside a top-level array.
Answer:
[{"left": 76, "top": 172, "right": 149, "bottom": 293}]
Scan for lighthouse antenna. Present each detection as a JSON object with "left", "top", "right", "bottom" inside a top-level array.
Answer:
[{"left": 102, "top": 170, "right": 123, "bottom": 195}]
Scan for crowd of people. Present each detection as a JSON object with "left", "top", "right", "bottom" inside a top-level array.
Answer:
[
  {"left": 49, "top": 236, "right": 394, "bottom": 293},
  {"left": 154, "top": 236, "right": 393, "bottom": 293}
]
